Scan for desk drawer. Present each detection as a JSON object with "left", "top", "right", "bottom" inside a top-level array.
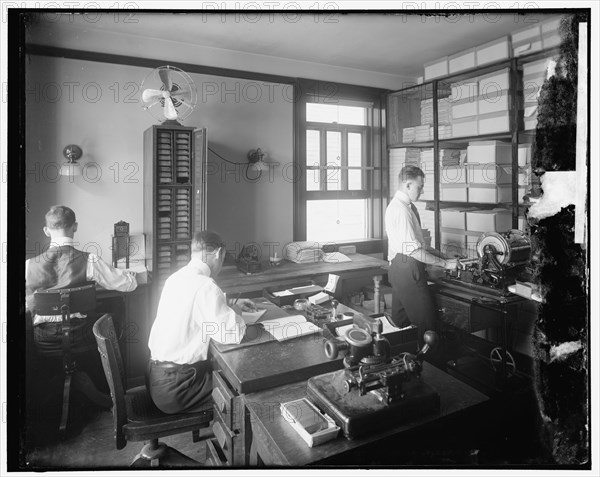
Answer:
[
  {"left": 437, "top": 294, "right": 502, "bottom": 332},
  {"left": 437, "top": 295, "right": 472, "bottom": 331},
  {"left": 212, "top": 411, "right": 240, "bottom": 465},
  {"left": 212, "top": 370, "right": 238, "bottom": 430},
  {"left": 204, "top": 438, "right": 228, "bottom": 467}
]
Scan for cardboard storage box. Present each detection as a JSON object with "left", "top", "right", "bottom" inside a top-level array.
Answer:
[
  {"left": 518, "top": 185, "right": 528, "bottom": 203},
  {"left": 440, "top": 183, "right": 468, "bottom": 202},
  {"left": 466, "top": 209, "right": 512, "bottom": 232},
  {"left": 424, "top": 56, "right": 449, "bottom": 80},
  {"left": 451, "top": 97, "right": 478, "bottom": 119},
  {"left": 450, "top": 81, "right": 478, "bottom": 101},
  {"left": 478, "top": 68, "right": 510, "bottom": 94},
  {"left": 478, "top": 89, "right": 510, "bottom": 115},
  {"left": 476, "top": 36, "right": 511, "bottom": 66},
  {"left": 440, "top": 208, "right": 471, "bottom": 229},
  {"left": 440, "top": 164, "right": 467, "bottom": 184},
  {"left": 541, "top": 16, "right": 562, "bottom": 49},
  {"left": 448, "top": 48, "right": 477, "bottom": 74},
  {"left": 478, "top": 111, "right": 510, "bottom": 135},
  {"left": 518, "top": 144, "right": 531, "bottom": 166},
  {"left": 468, "top": 164, "right": 512, "bottom": 185},
  {"left": 466, "top": 140, "right": 512, "bottom": 164},
  {"left": 451, "top": 116, "right": 478, "bottom": 138},
  {"left": 522, "top": 57, "right": 551, "bottom": 77},
  {"left": 440, "top": 227, "right": 467, "bottom": 257},
  {"left": 511, "top": 24, "right": 543, "bottom": 57},
  {"left": 468, "top": 184, "right": 512, "bottom": 203}
]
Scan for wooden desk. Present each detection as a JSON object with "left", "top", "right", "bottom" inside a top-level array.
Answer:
[
  {"left": 216, "top": 253, "right": 386, "bottom": 296},
  {"left": 208, "top": 300, "right": 420, "bottom": 466},
  {"left": 243, "top": 362, "right": 489, "bottom": 466}
]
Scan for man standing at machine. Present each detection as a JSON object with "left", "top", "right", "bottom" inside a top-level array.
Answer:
[{"left": 385, "top": 165, "right": 458, "bottom": 336}]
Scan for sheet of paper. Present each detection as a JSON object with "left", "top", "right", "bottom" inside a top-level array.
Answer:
[
  {"left": 308, "top": 291, "right": 330, "bottom": 305},
  {"left": 289, "top": 285, "right": 323, "bottom": 295},
  {"left": 324, "top": 274, "right": 340, "bottom": 294},
  {"left": 272, "top": 290, "right": 294, "bottom": 297},
  {"left": 335, "top": 324, "right": 354, "bottom": 338},
  {"left": 241, "top": 308, "right": 267, "bottom": 324},
  {"left": 260, "top": 314, "right": 320, "bottom": 342},
  {"left": 322, "top": 252, "right": 352, "bottom": 263}
]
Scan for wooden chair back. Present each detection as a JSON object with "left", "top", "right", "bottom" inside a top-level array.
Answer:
[{"left": 92, "top": 314, "right": 128, "bottom": 449}]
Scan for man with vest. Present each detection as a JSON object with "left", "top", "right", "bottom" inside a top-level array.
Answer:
[{"left": 25, "top": 205, "right": 137, "bottom": 345}]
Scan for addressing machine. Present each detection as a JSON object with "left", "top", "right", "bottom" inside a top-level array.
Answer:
[
  {"left": 307, "top": 316, "right": 440, "bottom": 439},
  {"left": 446, "top": 229, "right": 532, "bottom": 295}
]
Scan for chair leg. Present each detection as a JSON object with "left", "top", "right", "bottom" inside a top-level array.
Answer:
[
  {"left": 59, "top": 373, "right": 72, "bottom": 438},
  {"left": 72, "top": 371, "right": 112, "bottom": 409}
]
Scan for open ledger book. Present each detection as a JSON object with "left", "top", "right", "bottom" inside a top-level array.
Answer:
[{"left": 258, "top": 314, "right": 321, "bottom": 342}]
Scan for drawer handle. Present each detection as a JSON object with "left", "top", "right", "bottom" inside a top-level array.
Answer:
[
  {"left": 213, "top": 421, "right": 228, "bottom": 450},
  {"left": 212, "top": 388, "right": 227, "bottom": 413}
]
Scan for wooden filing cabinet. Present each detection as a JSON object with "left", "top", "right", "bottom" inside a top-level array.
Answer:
[{"left": 210, "top": 370, "right": 245, "bottom": 466}]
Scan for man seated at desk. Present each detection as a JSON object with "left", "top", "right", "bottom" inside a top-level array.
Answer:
[
  {"left": 25, "top": 205, "right": 138, "bottom": 344},
  {"left": 147, "top": 230, "right": 257, "bottom": 414}
]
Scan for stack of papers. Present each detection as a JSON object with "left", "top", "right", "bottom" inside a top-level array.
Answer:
[
  {"left": 334, "top": 317, "right": 416, "bottom": 338},
  {"left": 260, "top": 315, "right": 320, "bottom": 342},
  {"left": 283, "top": 243, "right": 324, "bottom": 263}
]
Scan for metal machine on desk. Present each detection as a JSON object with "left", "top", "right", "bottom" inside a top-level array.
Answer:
[
  {"left": 445, "top": 229, "right": 531, "bottom": 295},
  {"left": 308, "top": 328, "right": 440, "bottom": 439}
]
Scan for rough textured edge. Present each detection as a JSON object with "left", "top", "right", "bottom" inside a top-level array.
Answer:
[{"left": 527, "top": 13, "right": 590, "bottom": 466}]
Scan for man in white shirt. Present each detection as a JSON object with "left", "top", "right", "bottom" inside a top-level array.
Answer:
[
  {"left": 25, "top": 205, "right": 137, "bottom": 340},
  {"left": 147, "top": 230, "right": 257, "bottom": 414},
  {"left": 385, "top": 166, "right": 458, "bottom": 335}
]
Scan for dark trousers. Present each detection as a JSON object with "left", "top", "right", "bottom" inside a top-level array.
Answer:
[
  {"left": 388, "top": 254, "right": 438, "bottom": 342},
  {"left": 147, "top": 359, "right": 213, "bottom": 414}
]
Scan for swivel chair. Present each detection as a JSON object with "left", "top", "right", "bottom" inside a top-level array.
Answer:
[
  {"left": 32, "top": 282, "right": 112, "bottom": 437},
  {"left": 93, "top": 314, "right": 213, "bottom": 466}
]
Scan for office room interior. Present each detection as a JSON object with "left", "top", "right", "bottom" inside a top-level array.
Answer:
[{"left": 4, "top": 5, "right": 595, "bottom": 473}]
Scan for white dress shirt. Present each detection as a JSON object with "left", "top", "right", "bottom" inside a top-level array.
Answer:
[
  {"left": 26, "top": 237, "right": 138, "bottom": 325},
  {"left": 148, "top": 258, "right": 246, "bottom": 365},
  {"left": 385, "top": 190, "right": 426, "bottom": 262}
]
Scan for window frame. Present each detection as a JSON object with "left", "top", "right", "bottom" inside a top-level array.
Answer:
[{"left": 294, "top": 79, "right": 387, "bottom": 251}]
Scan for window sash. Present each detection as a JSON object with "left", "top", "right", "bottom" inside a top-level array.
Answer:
[{"left": 306, "top": 123, "right": 370, "bottom": 193}]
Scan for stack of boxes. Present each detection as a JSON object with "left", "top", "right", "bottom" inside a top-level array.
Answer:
[
  {"left": 466, "top": 140, "right": 513, "bottom": 203},
  {"left": 447, "top": 68, "right": 511, "bottom": 138},
  {"left": 511, "top": 16, "right": 562, "bottom": 58}
]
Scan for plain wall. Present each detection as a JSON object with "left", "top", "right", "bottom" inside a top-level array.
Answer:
[{"left": 25, "top": 55, "right": 293, "bottom": 262}]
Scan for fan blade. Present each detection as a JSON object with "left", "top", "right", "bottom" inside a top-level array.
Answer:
[
  {"left": 159, "top": 67, "right": 173, "bottom": 92},
  {"left": 142, "top": 89, "right": 164, "bottom": 103},
  {"left": 163, "top": 97, "right": 178, "bottom": 120},
  {"left": 170, "top": 89, "right": 191, "bottom": 99}
]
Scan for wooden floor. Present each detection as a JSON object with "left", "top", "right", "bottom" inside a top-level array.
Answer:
[{"left": 22, "top": 401, "right": 209, "bottom": 470}]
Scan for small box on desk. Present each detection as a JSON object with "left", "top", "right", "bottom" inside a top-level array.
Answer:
[
  {"left": 263, "top": 282, "right": 324, "bottom": 306},
  {"left": 280, "top": 398, "right": 340, "bottom": 447}
]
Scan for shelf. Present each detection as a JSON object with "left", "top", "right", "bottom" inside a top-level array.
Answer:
[
  {"left": 439, "top": 132, "right": 512, "bottom": 145},
  {"left": 389, "top": 141, "right": 434, "bottom": 149}
]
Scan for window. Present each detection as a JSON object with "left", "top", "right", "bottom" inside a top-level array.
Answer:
[{"left": 295, "top": 83, "right": 384, "bottom": 248}]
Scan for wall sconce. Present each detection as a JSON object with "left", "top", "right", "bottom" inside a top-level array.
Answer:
[
  {"left": 247, "top": 148, "right": 277, "bottom": 171},
  {"left": 247, "top": 148, "right": 265, "bottom": 166},
  {"left": 59, "top": 144, "right": 83, "bottom": 177}
]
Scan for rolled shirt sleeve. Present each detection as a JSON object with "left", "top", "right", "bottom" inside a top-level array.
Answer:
[
  {"left": 194, "top": 281, "right": 246, "bottom": 346},
  {"left": 87, "top": 254, "right": 138, "bottom": 292}
]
